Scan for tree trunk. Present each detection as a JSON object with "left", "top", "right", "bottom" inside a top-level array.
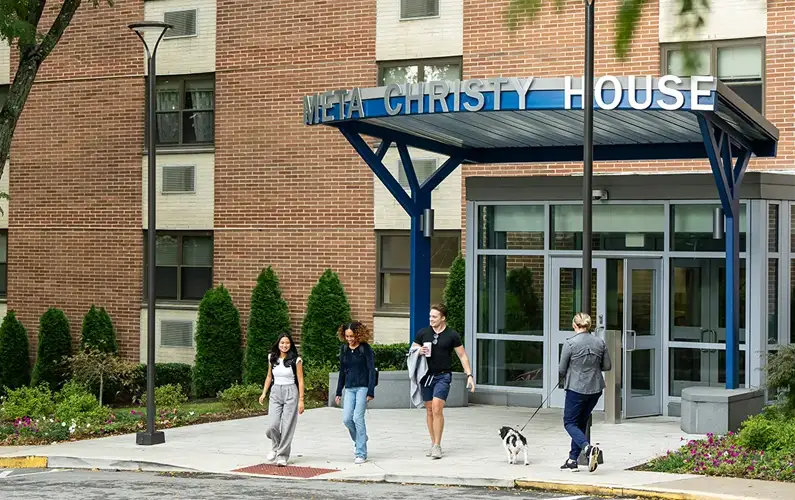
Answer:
[{"left": 98, "top": 374, "right": 104, "bottom": 407}]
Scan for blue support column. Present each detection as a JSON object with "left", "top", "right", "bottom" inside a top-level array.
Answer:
[
  {"left": 698, "top": 114, "right": 751, "bottom": 390},
  {"left": 338, "top": 125, "right": 462, "bottom": 344}
]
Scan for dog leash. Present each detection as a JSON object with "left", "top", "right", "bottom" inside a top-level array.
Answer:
[{"left": 518, "top": 385, "right": 558, "bottom": 432}]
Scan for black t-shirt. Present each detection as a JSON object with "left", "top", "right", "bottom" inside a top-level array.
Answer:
[{"left": 415, "top": 326, "right": 462, "bottom": 375}]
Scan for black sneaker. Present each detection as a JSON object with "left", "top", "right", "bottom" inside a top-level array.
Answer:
[
  {"left": 560, "top": 459, "right": 579, "bottom": 472},
  {"left": 584, "top": 445, "right": 600, "bottom": 472}
]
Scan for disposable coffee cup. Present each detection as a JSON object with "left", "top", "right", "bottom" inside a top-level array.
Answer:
[{"left": 423, "top": 342, "right": 432, "bottom": 357}]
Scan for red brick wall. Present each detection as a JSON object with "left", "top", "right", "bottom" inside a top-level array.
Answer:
[
  {"left": 461, "top": 0, "right": 795, "bottom": 246},
  {"left": 8, "top": 0, "right": 144, "bottom": 359},
  {"left": 213, "top": 0, "right": 377, "bottom": 339}
]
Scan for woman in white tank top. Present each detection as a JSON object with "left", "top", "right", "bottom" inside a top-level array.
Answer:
[{"left": 258, "top": 333, "right": 305, "bottom": 466}]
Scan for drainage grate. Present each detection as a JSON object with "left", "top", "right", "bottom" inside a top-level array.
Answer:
[{"left": 233, "top": 463, "right": 338, "bottom": 478}]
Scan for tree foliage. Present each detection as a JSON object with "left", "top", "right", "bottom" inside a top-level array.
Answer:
[
  {"left": 0, "top": 311, "right": 30, "bottom": 392},
  {"left": 31, "top": 307, "right": 72, "bottom": 390},
  {"left": 301, "top": 269, "right": 351, "bottom": 368},
  {"left": 443, "top": 255, "right": 466, "bottom": 337},
  {"left": 193, "top": 285, "right": 243, "bottom": 398},
  {"left": 80, "top": 305, "right": 117, "bottom": 354},
  {"left": 244, "top": 267, "right": 291, "bottom": 386},
  {"left": 67, "top": 348, "right": 134, "bottom": 406}
]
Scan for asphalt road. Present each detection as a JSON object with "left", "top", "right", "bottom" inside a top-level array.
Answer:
[{"left": 0, "top": 469, "right": 637, "bottom": 500}]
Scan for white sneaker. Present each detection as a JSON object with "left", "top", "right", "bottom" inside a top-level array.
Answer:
[
  {"left": 266, "top": 451, "right": 276, "bottom": 462},
  {"left": 354, "top": 457, "right": 365, "bottom": 465},
  {"left": 276, "top": 457, "right": 287, "bottom": 467}
]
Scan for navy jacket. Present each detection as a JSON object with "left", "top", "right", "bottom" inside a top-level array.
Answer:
[{"left": 335, "top": 342, "right": 376, "bottom": 398}]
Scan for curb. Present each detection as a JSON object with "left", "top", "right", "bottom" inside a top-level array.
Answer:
[
  {"left": 0, "top": 456, "right": 48, "bottom": 469},
  {"left": 515, "top": 480, "right": 755, "bottom": 500}
]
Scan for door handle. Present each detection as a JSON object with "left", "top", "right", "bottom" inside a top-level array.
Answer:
[{"left": 625, "top": 330, "right": 636, "bottom": 351}]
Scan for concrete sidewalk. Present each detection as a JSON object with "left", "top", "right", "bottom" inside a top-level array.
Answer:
[{"left": 1, "top": 406, "right": 792, "bottom": 500}]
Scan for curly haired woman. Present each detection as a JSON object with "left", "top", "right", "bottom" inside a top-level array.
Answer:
[{"left": 334, "top": 321, "right": 376, "bottom": 464}]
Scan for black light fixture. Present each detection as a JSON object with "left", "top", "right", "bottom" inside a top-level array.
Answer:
[{"left": 128, "top": 20, "right": 172, "bottom": 447}]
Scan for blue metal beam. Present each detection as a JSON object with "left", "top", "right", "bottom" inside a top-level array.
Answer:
[
  {"left": 397, "top": 143, "right": 420, "bottom": 194},
  {"left": 422, "top": 156, "right": 463, "bottom": 192},
  {"left": 698, "top": 113, "right": 750, "bottom": 390},
  {"left": 409, "top": 189, "right": 432, "bottom": 344}
]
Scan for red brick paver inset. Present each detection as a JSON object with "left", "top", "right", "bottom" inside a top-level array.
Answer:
[{"left": 233, "top": 463, "right": 338, "bottom": 478}]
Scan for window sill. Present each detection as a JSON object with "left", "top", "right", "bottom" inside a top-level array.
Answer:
[
  {"left": 0, "top": 297, "right": 6, "bottom": 304},
  {"left": 143, "top": 145, "right": 215, "bottom": 155},
  {"left": 141, "top": 301, "right": 200, "bottom": 311},
  {"left": 375, "top": 310, "right": 410, "bottom": 318}
]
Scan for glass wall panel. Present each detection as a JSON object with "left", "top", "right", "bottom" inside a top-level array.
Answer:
[
  {"left": 478, "top": 205, "right": 544, "bottom": 250},
  {"left": 669, "top": 348, "right": 746, "bottom": 397},
  {"left": 768, "top": 259, "right": 778, "bottom": 345},
  {"left": 477, "top": 255, "right": 544, "bottom": 336},
  {"left": 476, "top": 339, "right": 543, "bottom": 388},
  {"left": 551, "top": 204, "right": 664, "bottom": 251},
  {"left": 768, "top": 204, "right": 779, "bottom": 253},
  {"left": 671, "top": 204, "right": 747, "bottom": 252}
]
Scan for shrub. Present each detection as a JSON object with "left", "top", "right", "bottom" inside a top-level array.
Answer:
[
  {"left": 193, "top": 285, "right": 244, "bottom": 398},
  {"left": 218, "top": 383, "right": 262, "bottom": 412},
  {"left": 128, "top": 363, "right": 193, "bottom": 400},
  {"left": 31, "top": 308, "right": 72, "bottom": 390},
  {"left": 80, "top": 305, "right": 118, "bottom": 354},
  {"left": 0, "top": 311, "right": 31, "bottom": 392},
  {"left": 140, "top": 384, "right": 188, "bottom": 410},
  {"left": 303, "top": 362, "right": 332, "bottom": 403},
  {"left": 0, "top": 385, "right": 54, "bottom": 421},
  {"left": 301, "top": 269, "right": 351, "bottom": 368},
  {"left": 55, "top": 380, "right": 92, "bottom": 403},
  {"left": 443, "top": 254, "right": 466, "bottom": 336},
  {"left": 54, "top": 392, "right": 110, "bottom": 428},
  {"left": 245, "top": 267, "right": 291, "bottom": 386},
  {"left": 738, "top": 412, "right": 795, "bottom": 453},
  {"left": 766, "top": 344, "right": 795, "bottom": 415},
  {"left": 372, "top": 343, "right": 410, "bottom": 370},
  {"left": 68, "top": 349, "right": 136, "bottom": 406}
]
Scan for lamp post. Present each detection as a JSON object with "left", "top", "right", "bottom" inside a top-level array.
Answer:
[{"left": 129, "top": 20, "right": 172, "bottom": 447}]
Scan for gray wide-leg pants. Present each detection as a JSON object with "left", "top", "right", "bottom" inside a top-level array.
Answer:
[{"left": 266, "top": 384, "right": 299, "bottom": 461}]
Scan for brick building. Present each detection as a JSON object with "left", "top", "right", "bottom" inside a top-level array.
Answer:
[{"left": 0, "top": 0, "right": 792, "bottom": 416}]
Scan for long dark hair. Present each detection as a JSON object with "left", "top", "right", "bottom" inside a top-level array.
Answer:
[{"left": 269, "top": 333, "right": 298, "bottom": 367}]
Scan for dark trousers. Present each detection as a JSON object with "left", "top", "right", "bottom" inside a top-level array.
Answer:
[{"left": 563, "top": 389, "right": 602, "bottom": 461}]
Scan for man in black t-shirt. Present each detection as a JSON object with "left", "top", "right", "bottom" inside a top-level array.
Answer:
[{"left": 411, "top": 303, "right": 475, "bottom": 460}]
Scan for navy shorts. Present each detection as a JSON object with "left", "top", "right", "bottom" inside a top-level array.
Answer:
[{"left": 421, "top": 372, "right": 452, "bottom": 402}]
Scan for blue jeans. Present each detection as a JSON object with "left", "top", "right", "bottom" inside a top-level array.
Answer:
[
  {"left": 342, "top": 387, "right": 368, "bottom": 458},
  {"left": 563, "top": 389, "right": 602, "bottom": 461}
]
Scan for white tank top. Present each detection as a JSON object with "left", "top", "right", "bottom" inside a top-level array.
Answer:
[{"left": 272, "top": 356, "right": 301, "bottom": 386}]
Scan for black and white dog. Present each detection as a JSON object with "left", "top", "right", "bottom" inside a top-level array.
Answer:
[{"left": 498, "top": 426, "right": 529, "bottom": 465}]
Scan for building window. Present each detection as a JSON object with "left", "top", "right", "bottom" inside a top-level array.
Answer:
[
  {"left": 155, "top": 74, "right": 215, "bottom": 146},
  {"left": 0, "top": 85, "right": 8, "bottom": 109},
  {"left": 0, "top": 230, "right": 6, "bottom": 298},
  {"left": 377, "top": 230, "right": 460, "bottom": 311},
  {"left": 400, "top": 0, "right": 439, "bottom": 20},
  {"left": 163, "top": 10, "right": 198, "bottom": 39},
  {"left": 144, "top": 231, "right": 213, "bottom": 301},
  {"left": 378, "top": 57, "right": 462, "bottom": 86},
  {"left": 397, "top": 158, "right": 437, "bottom": 189},
  {"left": 661, "top": 39, "right": 764, "bottom": 113}
]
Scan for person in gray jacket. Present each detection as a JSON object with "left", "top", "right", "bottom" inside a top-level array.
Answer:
[{"left": 558, "top": 312, "right": 612, "bottom": 473}]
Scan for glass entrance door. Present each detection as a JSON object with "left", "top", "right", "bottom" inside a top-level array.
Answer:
[
  {"left": 623, "top": 259, "right": 663, "bottom": 418},
  {"left": 549, "top": 257, "right": 606, "bottom": 409}
]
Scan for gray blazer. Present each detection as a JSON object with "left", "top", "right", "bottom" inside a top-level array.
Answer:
[{"left": 558, "top": 332, "right": 612, "bottom": 395}]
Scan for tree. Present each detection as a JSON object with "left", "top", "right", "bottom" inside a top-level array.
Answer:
[
  {"left": 0, "top": 310, "right": 30, "bottom": 391},
  {"left": 443, "top": 255, "right": 466, "bottom": 337},
  {"left": 244, "top": 266, "right": 291, "bottom": 386},
  {"left": 193, "top": 285, "right": 243, "bottom": 397},
  {"left": 67, "top": 348, "right": 134, "bottom": 406},
  {"left": 301, "top": 269, "right": 351, "bottom": 368},
  {"left": 506, "top": 0, "right": 711, "bottom": 69},
  {"left": 80, "top": 305, "right": 118, "bottom": 354},
  {"left": 31, "top": 307, "right": 72, "bottom": 390},
  {"left": 0, "top": 1, "right": 114, "bottom": 180}
]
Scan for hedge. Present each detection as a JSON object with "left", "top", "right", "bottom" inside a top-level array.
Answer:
[
  {"left": 130, "top": 363, "right": 194, "bottom": 398},
  {"left": 193, "top": 285, "right": 243, "bottom": 397},
  {"left": 301, "top": 269, "right": 351, "bottom": 368},
  {"left": 80, "top": 305, "right": 118, "bottom": 354},
  {"left": 0, "top": 311, "right": 30, "bottom": 392},
  {"left": 372, "top": 343, "right": 410, "bottom": 371},
  {"left": 31, "top": 308, "right": 72, "bottom": 390},
  {"left": 244, "top": 267, "right": 291, "bottom": 386}
]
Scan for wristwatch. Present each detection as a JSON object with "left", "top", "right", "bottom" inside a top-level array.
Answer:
[{"left": 466, "top": 373, "right": 473, "bottom": 378}]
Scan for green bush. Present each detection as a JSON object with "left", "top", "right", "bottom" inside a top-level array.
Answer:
[
  {"left": 0, "top": 311, "right": 31, "bottom": 392},
  {"left": 140, "top": 384, "right": 188, "bottom": 410},
  {"left": 31, "top": 308, "right": 73, "bottom": 391},
  {"left": 303, "top": 362, "right": 332, "bottom": 403},
  {"left": 244, "top": 267, "right": 291, "bottom": 386},
  {"left": 193, "top": 285, "right": 244, "bottom": 398},
  {"left": 738, "top": 412, "right": 795, "bottom": 453},
  {"left": 218, "top": 383, "right": 262, "bottom": 412},
  {"left": 80, "top": 305, "right": 118, "bottom": 354},
  {"left": 55, "top": 380, "right": 92, "bottom": 403},
  {"left": 128, "top": 363, "right": 193, "bottom": 399},
  {"left": 54, "top": 392, "right": 110, "bottom": 428},
  {"left": 372, "top": 343, "right": 410, "bottom": 370},
  {"left": 301, "top": 269, "right": 351, "bottom": 368},
  {"left": 444, "top": 254, "right": 466, "bottom": 335},
  {"left": 766, "top": 344, "right": 795, "bottom": 415},
  {"left": 0, "top": 385, "right": 54, "bottom": 421}
]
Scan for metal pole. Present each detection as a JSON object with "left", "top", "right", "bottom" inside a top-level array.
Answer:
[{"left": 137, "top": 46, "right": 165, "bottom": 446}]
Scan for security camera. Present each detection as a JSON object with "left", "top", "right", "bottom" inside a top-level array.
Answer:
[{"left": 592, "top": 189, "right": 609, "bottom": 201}]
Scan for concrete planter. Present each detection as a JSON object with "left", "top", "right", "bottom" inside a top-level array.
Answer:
[
  {"left": 327, "top": 370, "right": 470, "bottom": 409},
  {"left": 680, "top": 387, "right": 765, "bottom": 435}
]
